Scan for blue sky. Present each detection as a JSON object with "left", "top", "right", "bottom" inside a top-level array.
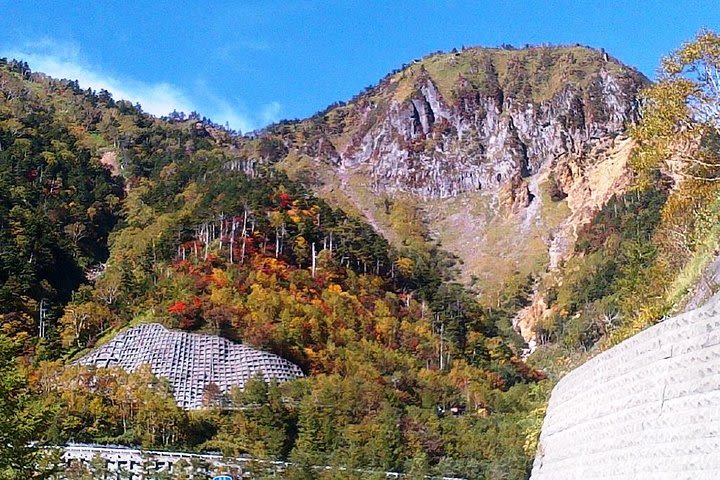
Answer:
[{"left": 0, "top": 1, "right": 718, "bottom": 132}]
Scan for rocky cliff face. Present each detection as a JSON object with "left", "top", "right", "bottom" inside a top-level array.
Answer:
[
  {"left": 338, "top": 64, "right": 641, "bottom": 200},
  {"left": 253, "top": 46, "right": 649, "bottom": 336}
]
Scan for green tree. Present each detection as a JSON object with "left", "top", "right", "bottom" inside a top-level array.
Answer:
[
  {"left": 367, "top": 402, "right": 403, "bottom": 471},
  {"left": 227, "top": 375, "right": 294, "bottom": 459},
  {"left": 633, "top": 29, "right": 720, "bottom": 181},
  {"left": 0, "top": 334, "right": 53, "bottom": 479}
]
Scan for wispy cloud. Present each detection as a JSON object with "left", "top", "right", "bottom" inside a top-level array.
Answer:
[
  {"left": 3, "top": 39, "right": 194, "bottom": 117},
  {"left": 209, "top": 97, "right": 255, "bottom": 134},
  {"left": 260, "top": 101, "right": 282, "bottom": 125},
  {"left": 193, "top": 78, "right": 283, "bottom": 134},
  {"left": 1, "top": 39, "right": 280, "bottom": 132}
]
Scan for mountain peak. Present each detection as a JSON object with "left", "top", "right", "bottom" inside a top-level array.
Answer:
[
  {"left": 243, "top": 45, "right": 650, "bottom": 297},
  {"left": 387, "top": 44, "right": 646, "bottom": 105},
  {"left": 263, "top": 44, "right": 647, "bottom": 201}
]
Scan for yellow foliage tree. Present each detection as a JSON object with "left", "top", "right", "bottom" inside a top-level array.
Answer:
[{"left": 632, "top": 29, "right": 720, "bottom": 182}]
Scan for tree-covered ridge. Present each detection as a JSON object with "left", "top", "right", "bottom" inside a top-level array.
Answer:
[
  {"left": 0, "top": 59, "right": 125, "bottom": 344},
  {"left": 0, "top": 58, "right": 550, "bottom": 479}
]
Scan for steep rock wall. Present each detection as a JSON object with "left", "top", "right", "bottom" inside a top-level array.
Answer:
[
  {"left": 339, "top": 68, "right": 641, "bottom": 199},
  {"left": 514, "top": 136, "right": 635, "bottom": 343},
  {"left": 531, "top": 295, "right": 720, "bottom": 480},
  {"left": 266, "top": 47, "right": 647, "bottom": 300}
]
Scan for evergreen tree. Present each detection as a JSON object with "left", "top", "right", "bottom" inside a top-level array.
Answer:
[{"left": 0, "top": 334, "right": 52, "bottom": 479}]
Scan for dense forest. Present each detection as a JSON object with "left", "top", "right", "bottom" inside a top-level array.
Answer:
[
  {"left": 0, "top": 57, "right": 547, "bottom": 479},
  {"left": 1, "top": 29, "right": 720, "bottom": 480}
]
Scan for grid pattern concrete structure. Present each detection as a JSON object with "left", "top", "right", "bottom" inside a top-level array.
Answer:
[
  {"left": 78, "top": 323, "right": 304, "bottom": 409},
  {"left": 530, "top": 295, "right": 720, "bottom": 480}
]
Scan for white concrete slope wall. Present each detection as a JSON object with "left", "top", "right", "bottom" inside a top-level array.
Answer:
[{"left": 530, "top": 295, "right": 720, "bottom": 480}]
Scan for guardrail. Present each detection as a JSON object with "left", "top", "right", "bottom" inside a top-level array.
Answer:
[{"left": 54, "top": 443, "right": 466, "bottom": 479}]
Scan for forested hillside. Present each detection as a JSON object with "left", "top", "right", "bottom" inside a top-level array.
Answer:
[
  {"left": 0, "top": 60, "right": 123, "bottom": 344},
  {"left": 2, "top": 29, "right": 720, "bottom": 480},
  {"left": 0, "top": 58, "right": 548, "bottom": 479}
]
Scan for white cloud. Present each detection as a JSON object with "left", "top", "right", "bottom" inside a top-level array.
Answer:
[
  {"left": 201, "top": 94, "right": 255, "bottom": 134},
  {"left": 260, "top": 101, "right": 282, "bottom": 125},
  {"left": 192, "top": 79, "right": 283, "bottom": 134},
  {"left": 1, "top": 39, "right": 280, "bottom": 132},
  {"left": 3, "top": 41, "right": 195, "bottom": 118}
]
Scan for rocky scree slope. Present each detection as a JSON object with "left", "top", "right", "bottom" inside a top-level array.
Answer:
[{"left": 248, "top": 46, "right": 649, "bottom": 322}]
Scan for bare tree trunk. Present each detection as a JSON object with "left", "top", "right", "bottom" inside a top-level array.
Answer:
[
  {"left": 241, "top": 208, "right": 248, "bottom": 264},
  {"left": 229, "top": 217, "right": 237, "bottom": 263},
  {"left": 439, "top": 320, "right": 444, "bottom": 371},
  {"left": 311, "top": 242, "right": 317, "bottom": 278},
  {"left": 204, "top": 223, "right": 210, "bottom": 260},
  {"left": 218, "top": 215, "right": 224, "bottom": 253},
  {"left": 279, "top": 223, "right": 286, "bottom": 256},
  {"left": 275, "top": 227, "right": 280, "bottom": 258}
]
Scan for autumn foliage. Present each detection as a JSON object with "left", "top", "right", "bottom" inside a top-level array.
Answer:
[{"left": 0, "top": 57, "right": 550, "bottom": 478}]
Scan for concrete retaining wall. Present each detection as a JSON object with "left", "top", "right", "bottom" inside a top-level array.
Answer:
[
  {"left": 530, "top": 295, "right": 720, "bottom": 480},
  {"left": 78, "top": 323, "right": 304, "bottom": 409}
]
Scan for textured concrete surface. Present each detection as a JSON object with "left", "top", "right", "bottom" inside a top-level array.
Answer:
[
  {"left": 531, "top": 295, "right": 720, "bottom": 480},
  {"left": 78, "top": 323, "right": 304, "bottom": 409}
]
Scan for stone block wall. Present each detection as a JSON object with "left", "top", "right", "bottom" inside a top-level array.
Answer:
[{"left": 531, "top": 295, "right": 720, "bottom": 480}]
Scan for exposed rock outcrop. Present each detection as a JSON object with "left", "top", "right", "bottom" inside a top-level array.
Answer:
[
  {"left": 336, "top": 61, "right": 643, "bottom": 200},
  {"left": 501, "top": 174, "right": 534, "bottom": 213},
  {"left": 99, "top": 150, "right": 120, "bottom": 176},
  {"left": 264, "top": 46, "right": 647, "bottom": 331},
  {"left": 514, "top": 136, "right": 636, "bottom": 343}
]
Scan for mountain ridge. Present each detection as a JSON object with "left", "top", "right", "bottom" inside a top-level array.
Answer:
[
  {"left": 242, "top": 45, "right": 649, "bottom": 316},
  {"left": 260, "top": 45, "right": 647, "bottom": 197}
]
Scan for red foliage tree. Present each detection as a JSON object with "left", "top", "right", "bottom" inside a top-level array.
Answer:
[{"left": 167, "top": 301, "right": 188, "bottom": 315}]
